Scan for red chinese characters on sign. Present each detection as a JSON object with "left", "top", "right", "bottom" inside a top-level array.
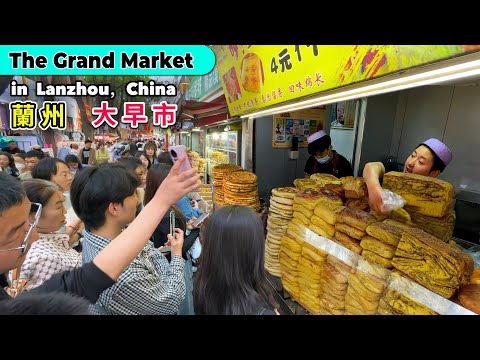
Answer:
[
  {"left": 121, "top": 102, "right": 148, "bottom": 128},
  {"left": 315, "top": 72, "right": 325, "bottom": 86},
  {"left": 92, "top": 101, "right": 119, "bottom": 129},
  {"left": 296, "top": 81, "right": 304, "bottom": 92},
  {"left": 288, "top": 85, "right": 295, "bottom": 93},
  {"left": 305, "top": 75, "right": 313, "bottom": 88},
  {"left": 152, "top": 101, "right": 178, "bottom": 129}
]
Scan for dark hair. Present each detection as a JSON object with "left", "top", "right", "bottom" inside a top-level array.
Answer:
[
  {"left": 193, "top": 205, "right": 278, "bottom": 315},
  {"left": 135, "top": 151, "right": 151, "bottom": 169},
  {"left": 31, "top": 158, "right": 69, "bottom": 180},
  {"left": 117, "top": 157, "right": 143, "bottom": 172},
  {"left": 70, "top": 163, "right": 139, "bottom": 231},
  {"left": 0, "top": 292, "right": 91, "bottom": 315},
  {"left": 0, "top": 172, "right": 25, "bottom": 215},
  {"left": 144, "top": 141, "right": 157, "bottom": 158},
  {"left": 24, "top": 150, "right": 44, "bottom": 160},
  {"left": 157, "top": 151, "right": 173, "bottom": 165},
  {"left": 117, "top": 157, "right": 144, "bottom": 183},
  {"left": 0, "top": 151, "right": 19, "bottom": 175},
  {"left": 65, "top": 154, "right": 84, "bottom": 170},
  {"left": 307, "top": 135, "right": 331, "bottom": 155},
  {"left": 144, "top": 163, "right": 185, "bottom": 228},
  {"left": 22, "top": 179, "right": 61, "bottom": 209},
  {"left": 85, "top": 140, "right": 92, "bottom": 144},
  {"left": 418, "top": 144, "right": 447, "bottom": 173}
]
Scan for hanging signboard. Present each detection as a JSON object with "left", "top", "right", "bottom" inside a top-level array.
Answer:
[{"left": 213, "top": 45, "right": 480, "bottom": 117}]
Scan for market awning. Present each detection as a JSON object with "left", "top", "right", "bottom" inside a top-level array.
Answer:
[{"left": 179, "top": 95, "right": 227, "bottom": 121}]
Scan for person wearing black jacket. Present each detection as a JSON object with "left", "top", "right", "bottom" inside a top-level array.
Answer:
[{"left": 0, "top": 158, "right": 201, "bottom": 311}]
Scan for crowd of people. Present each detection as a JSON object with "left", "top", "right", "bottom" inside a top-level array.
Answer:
[{"left": 0, "top": 138, "right": 280, "bottom": 315}]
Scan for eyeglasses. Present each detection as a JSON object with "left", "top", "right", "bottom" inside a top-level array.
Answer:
[{"left": 0, "top": 202, "right": 42, "bottom": 253}]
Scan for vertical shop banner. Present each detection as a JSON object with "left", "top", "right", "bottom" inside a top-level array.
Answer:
[
  {"left": 272, "top": 108, "right": 326, "bottom": 148},
  {"left": 185, "top": 67, "right": 221, "bottom": 101},
  {"left": 213, "top": 45, "right": 480, "bottom": 117}
]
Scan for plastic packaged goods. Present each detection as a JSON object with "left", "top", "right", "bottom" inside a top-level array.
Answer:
[
  {"left": 380, "top": 189, "right": 406, "bottom": 213},
  {"left": 280, "top": 222, "right": 475, "bottom": 315}
]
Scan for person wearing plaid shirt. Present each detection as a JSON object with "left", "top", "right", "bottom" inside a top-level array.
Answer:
[
  {"left": 71, "top": 163, "right": 186, "bottom": 315},
  {"left": 82, "top": 230, "right": 185, "bottom": 314}
]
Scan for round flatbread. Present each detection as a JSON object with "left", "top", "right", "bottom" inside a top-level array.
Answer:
[
  {"left": 223, "top": 170, "right": 258, "bottom": 184},
  {"left": 269, "top": 198, "right": 294, "bottom": 211},
  {"left": 293, "top": 178, "right": 322, "bottom": 191},
  {"left": 271, "top": 187, "right": 300, "bottom": 199},
  {"left": 270, "top": 195, "right": 294, "bottom": 206}
]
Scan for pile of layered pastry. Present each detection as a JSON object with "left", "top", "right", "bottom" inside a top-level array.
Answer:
[{"left": 276, "top": 172, "right": 476, "bottom": 314}]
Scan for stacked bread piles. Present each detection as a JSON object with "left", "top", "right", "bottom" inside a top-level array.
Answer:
[
  {"left": 292, "top": 190, "right": 323, "bottom": 227},
  {"left": 293, "top": 178, "right": 322, "bottom": 191},
  {"left": 265, "top": 187, "right": 299, "bottom": 277},
  {"left": 318, "top": 255, "right": 355, "bottom": 315},
  {"left": 392, "top": 227, "right": 474, "bottom": 298},
  {"left": 279, "top": 221, "right": 305, "bottom": 299},
  {"left": 382, "top": 171, "right": 454, "bottom": 218},
  {"left": 223, "top": 170, "right": 261, "bottom": 211},
  {"left": 212, "top": 164, "right": 242, "bottom": 205},
  {"left": 310, "top": 189, "right": 344, "bottom": 239},
  {"left": 296, "top": 242, "right": 328, "bottom": 315},
  {"left": 360, "top": 222, "right": 403, "bottom": 269},
  {"left": 342, "top": 176, "right": 370, "bottom": 212},
  {"left": 377, "top": 272, "right": 437, "bottom": 315},
  {"left": 406, "top": 207, "right": 456, "bottom": 242},
  {"left": 334, "top": 207, "right": 375, "bottom": 255},
  {"left": 344, "top": 258, "right": 389, "bottom": 315}
]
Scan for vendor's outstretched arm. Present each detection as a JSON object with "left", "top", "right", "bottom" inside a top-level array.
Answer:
[{"left": 363, "top": 162, "right": 386, "bottom": 214}]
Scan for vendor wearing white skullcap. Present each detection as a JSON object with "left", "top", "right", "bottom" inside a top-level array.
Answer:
[
  {"left": 304, "top": 130, "right": 353, "bottom": 179},
  {"left": 363, "top": 137, "right": 453, "bottom": 213}
]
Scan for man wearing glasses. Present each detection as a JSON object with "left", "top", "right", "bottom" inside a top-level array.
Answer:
[{"left": 0, "top": 186, "right": 41, "bottom": 299}]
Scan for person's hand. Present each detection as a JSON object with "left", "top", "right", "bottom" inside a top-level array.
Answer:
[
  {"left": 154, "top": 157, "right": 201, "bottom": 206},
  {"left": 167, "top": 228, "right": 184, "bottom": 257},
  {"left": 186, "top": 217, "right": 197, "bottom": 230},
  {"left": 368, "top": 184, "right": 385, "bottom": 214}
]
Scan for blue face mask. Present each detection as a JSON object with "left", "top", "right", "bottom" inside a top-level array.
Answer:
[{"left": 316, "top": 154, "right": 330, "bottom": 164}]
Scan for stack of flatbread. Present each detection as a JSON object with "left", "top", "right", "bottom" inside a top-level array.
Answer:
[
  {"left": 291, "top": 190, "right": 323, "bottom": 228},
  {"left": 265, "top": 187, "right": 299, "bottom": 277},
  {"left": 333, "top": 207, "right": 375, "bottom": 256},
  {"left": 360, "top": 221, "right": 403, "bottom": 269},
  {"left": 279, "top": 221, "right": 305, "bottom": 300},
  {"left": 297, "top": 242, "right": 328, "bottom": 315},
  {"left": 212, "top": 164, "right": 242, "bottom": 205},
  {"left": 223, "top": 170, "right": 260, "bottom": 211},
  {"left": 309, "top": 189, "right": 344, "bottom": 239},
  {"left": 344, "top": 258, "right": 389, "bottom": 315}
]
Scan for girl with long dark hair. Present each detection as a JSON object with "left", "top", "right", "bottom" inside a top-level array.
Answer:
[{"left": 193, "top": 205, "right": 279, "bottom": 315}]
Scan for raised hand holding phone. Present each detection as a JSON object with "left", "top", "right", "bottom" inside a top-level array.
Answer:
[
  {"left": 169, "top": 145, "right": 192, "bottom": 173},
  {"left": 167, "top": 228, "right": 184, "bottom": 257}
]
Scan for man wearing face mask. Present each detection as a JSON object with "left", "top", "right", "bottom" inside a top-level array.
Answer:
[{"left": 304, "top": 130, "right": 353, "bottom": 179}]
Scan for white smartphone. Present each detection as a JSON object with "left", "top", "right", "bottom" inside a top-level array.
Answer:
[{"left": 169, "top": 145, "right": 192, "bottom": 173}]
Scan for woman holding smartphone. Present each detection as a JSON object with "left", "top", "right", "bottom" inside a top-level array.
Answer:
[{"left": 144, "top": 163, "right": 200, "bottom": 315}]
